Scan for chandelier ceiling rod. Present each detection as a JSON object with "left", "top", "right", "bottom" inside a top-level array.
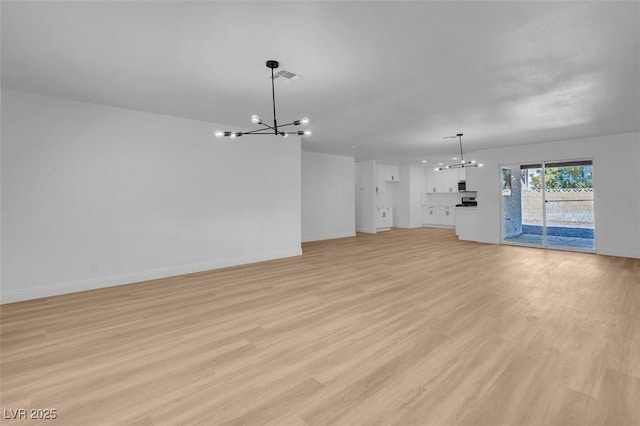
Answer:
[
  {"left": 215, "top": 60, "right": 311, "bottom": 139},
  {"left": 457, "top": 133, "right": 465, "bottom": 164},
  {"left": 269, "top": 60, "right": 278, "bottom": 134}
]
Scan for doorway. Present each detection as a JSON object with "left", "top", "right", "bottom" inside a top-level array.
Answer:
[{"left": 501, "top": 160, "right": 595, "bottom": 252}]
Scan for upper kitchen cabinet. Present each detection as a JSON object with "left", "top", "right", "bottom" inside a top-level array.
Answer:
[
  {"left": 376, "top": 163, "right": 400, "bottom": 192},
  {"left": 425, "top": 168, "right": 442, "bottom": 193},
  {"left": 384, "top": 165, "right": 400, "bottom": 182},
  {"left": 443, "top": 169, "right": 459, "bottom": 193},
  {"left": 426, "top": 168, "right": 459, "bottom": 193}
]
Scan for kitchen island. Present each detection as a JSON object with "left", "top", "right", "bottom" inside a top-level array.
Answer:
[{"left": 455, "top": 206, "right": 478, "bottom": 241}]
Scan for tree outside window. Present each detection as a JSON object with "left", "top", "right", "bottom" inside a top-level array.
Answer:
[{"left": 528, "top": 166, "right": 593, "bottom": 189}]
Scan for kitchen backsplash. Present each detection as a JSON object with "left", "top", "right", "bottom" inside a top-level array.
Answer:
[{"left": 422, "top": 192, "right": 476, "bottom": 206}]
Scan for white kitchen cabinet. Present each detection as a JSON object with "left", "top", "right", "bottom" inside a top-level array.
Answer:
[
  {"left": 375, "top": 164, "right": 386, "bottom": 193},
  {"left": 443, "top": 170, "right": 459, "bottom": 193},
  {"left": 383, "top": 206, "right": 393, "bottom": 228},
  {"left": 425, "top": 168, "right": 444, "bottom": 193},
  {"left": 376, "top": 206, "right": 393, "bottom": 230},
  {"left": 441, "top": 206, "right": 456, "bottom": 226},
  {"left": 422, "top": 206, "right": 440, "bottom": 225},
  {"left": 422, "top": 206, "right": 455, "bottom": 228},
  {"left": 375, "top": 207, "right": 384, "bottom": 228},
  {"left": 377, "top": 164, "right": 399, "bottom": 191},
  {"left": 426, "top": 168, "right": 460, "bottom": 193},
  {"left": 384, "top": 165, "right": 400, "bottom": 182}
]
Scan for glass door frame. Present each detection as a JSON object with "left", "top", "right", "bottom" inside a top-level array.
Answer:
[
  {"left": 500, "top": 161, "right": 546, "bottom": 249},
  {"left": 500, "top": 158, "right": 596, "bottom": 253}
]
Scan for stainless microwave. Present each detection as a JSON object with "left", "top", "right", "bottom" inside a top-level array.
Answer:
[{"left": 458, "top": 181, "right": 466, "bottom": 191}]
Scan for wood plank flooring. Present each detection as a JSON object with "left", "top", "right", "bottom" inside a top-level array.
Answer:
[{"left": 1, "top": 228, "right": 639, "bottom": 425}]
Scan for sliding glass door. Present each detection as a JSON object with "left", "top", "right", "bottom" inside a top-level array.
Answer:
[
  {"left": 542, "top": 161, "right": 594, "bottom": 250},
  {"left": 501, "top": 160, "right": 595, "bottom": 252}
]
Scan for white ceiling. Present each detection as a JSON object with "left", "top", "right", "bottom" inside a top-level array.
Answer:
[{"left": 2, "top": 1, "right": 639, "bottom": 164}]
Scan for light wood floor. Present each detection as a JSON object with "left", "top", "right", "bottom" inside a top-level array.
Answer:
[{"left": 1, "top": 228, "right": 639, "bottom": 425}]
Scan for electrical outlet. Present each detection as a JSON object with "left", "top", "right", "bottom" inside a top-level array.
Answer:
[{"left": 90, "top": 262, "right": 100, "bottom": 273}]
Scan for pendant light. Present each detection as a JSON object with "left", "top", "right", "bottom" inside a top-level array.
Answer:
[
  {"left": 436, "top": 133, "right": 483, "bottom": 170},
  {"left": 215, "top": 60, "right": 311, "bottom": 139}
]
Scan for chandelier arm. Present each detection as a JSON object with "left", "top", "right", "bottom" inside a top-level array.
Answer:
[
  {"left": 241, "top": 132, "right": 278, "bottom": 135},
  {"left": 253, "top": 122, "right": 277, "bottom": 131},
  {"left": 244, "top": 127, "right": 274, "bottom": 135},
  {"left": 276, "top": 121, "right": 300, "bottom": 128}
]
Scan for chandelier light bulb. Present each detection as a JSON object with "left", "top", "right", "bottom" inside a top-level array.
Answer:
[
  {"left": 303, "top": 129, "right": 312, "bottom": 136},
  {"left": 251, "top": 115, "right": 261, "bottom": 124},
  {"left": 214, "top": 130, "right": 224, "bottom": 138},
  {"left": 301, "top": 117, "right": 310, "bottom": 125}
]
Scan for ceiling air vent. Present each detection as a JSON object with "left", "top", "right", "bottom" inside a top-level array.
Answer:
[{"left": 267, "top": 68, "right": 300, "bottom": 83}]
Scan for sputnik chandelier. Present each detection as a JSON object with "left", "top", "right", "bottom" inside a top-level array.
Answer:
[
  {"left": 215, "top": 60, "right": 311, "bottom": 139},
  {"left": 436, "top": 133, "right": 482, "bottom": 171}
]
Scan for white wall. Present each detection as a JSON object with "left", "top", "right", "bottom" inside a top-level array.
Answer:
[
  {"left": 355, "top": 161, "right": 376, "bottom": 233},
  {"left": 395, "top": 165, "right": 426, "bottom": 228},
  {"left": 1, "top": 90, "right": 302, "bottom": 303},
  {"left": 395, "top": 167, "right": 410, "bottom": 227},
  {"left": 471, "top": 132, "right": 640, "bottom": 258},
  {"left": 409, "top": 166, "right": 427, "bottom": 227},
  {"left": 301, "top": 151, "right": 355, "bottom": 242}
]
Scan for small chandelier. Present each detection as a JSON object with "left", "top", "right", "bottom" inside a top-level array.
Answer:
[
  {"left": 436, "top": 133, "right": 482, "bottom": 171},
  {"left": 215, "top": 60, "right": 311, "bottom": 139}
]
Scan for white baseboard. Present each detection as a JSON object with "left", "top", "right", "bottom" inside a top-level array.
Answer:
[
  {"left": 301, "top": 231, "right": 356, "bottom": 243},
  {"left": 478, "top": 236, "right": 500, "bottom": 244},
  {"left": 421, "top": 224, "right": 455, "bottom": 229},
  {"left": 1, "top": 248, "right": 303, "bottom": 304},
  {"left": 596, "top": 247, "right": 640, "bottom": 259},
  {"left": 355, "top": 227, "right": 377, "bottom": 234}
]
